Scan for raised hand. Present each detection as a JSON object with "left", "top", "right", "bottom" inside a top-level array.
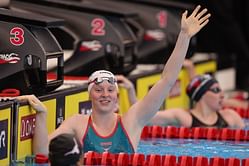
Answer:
[
  {"left": 116, "top": 75, "right": 134, "bottom": 90},
  {"left": 183, "top": 59, "right": 194, "bottom": 69},
  {"left": 16, "top": 95, "right": 47, "bottom": 113},
  {"left": 181, "top": 5, "right": 211, "bottom": 37},
  {"left": 115, "top": 75, "right": 137, "bottom": 105}
]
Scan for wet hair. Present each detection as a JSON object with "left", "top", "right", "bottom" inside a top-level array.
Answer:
[
  {"left": 186, "top": 74, "right": 218, "bottom": 102},
  {"left": 49, "top": 133, "right": 82, "bottom": 166}
]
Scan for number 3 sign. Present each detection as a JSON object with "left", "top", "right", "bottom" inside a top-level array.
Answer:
[{"left": 10, "top": 27, "right": 24, "bottom": 46}]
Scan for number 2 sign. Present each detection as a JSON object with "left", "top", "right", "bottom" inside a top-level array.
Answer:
[
  {"left": 156, "top": 11, "right": 167, "bottom": 28},
  {"left": 91, "top": 18, "right": 106, "bottom": 36}
]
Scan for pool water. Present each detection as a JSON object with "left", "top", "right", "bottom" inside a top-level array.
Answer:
[
  {"left": 244, "top": 119, "right": 249, "bottom": 130},
  {"left": 137, "top": 138, "right": 249, "bottom": 159}
]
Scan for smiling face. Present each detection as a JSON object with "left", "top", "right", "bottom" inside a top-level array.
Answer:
[
  {"left": 90, "top": 81, "right": 118, "bottom": 113},
  {"left": 202, "top": 83, "right": 224, "bottom": 111}
]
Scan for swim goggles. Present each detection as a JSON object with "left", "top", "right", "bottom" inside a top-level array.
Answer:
[
  {"left": 88, "top": 77, "right": 117, "bottom": 85},
  {"left": 208, "top": 87, "right": 221, "bottom": 94}
]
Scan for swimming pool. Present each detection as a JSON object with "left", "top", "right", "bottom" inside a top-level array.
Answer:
[
  {"left": 135, "top": 124, "right": 249, "bottom": 165},
  {"left": 13, "top": 138, "right": 249, "bottom": 166},
  {"left": 137, "top": 138, "right": 249, "bottom": 159},
  {"left": 12, "top": 119, "right": 249, "bottom": 165},
  {"left": 138, "top": 119, "right": 249, "bottom": 159}
]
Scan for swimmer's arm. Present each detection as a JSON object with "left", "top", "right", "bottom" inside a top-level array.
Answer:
[
  {"left": 15, "top": 95, "right": 49, "bottom": 155},
  {"left": 148, "top": 109, "right": 191, "bottom": 127},
  {"left": 183, "top": 59, "right": 196, "bottom": 80},
  {"left": 223, "top": 98, "right": 248, "bottom": 110},
  {"left": 230, "top": 110, "right": 245, "bottom": 129},
  {"left": 48, "top": 115, "right": 78, "bottom": 142},
  {"left": 116, "top": 75, "right": 137, "bottom": 105},
  {"left": 222, "top": 109, "right": 245, "bottom": 129},
  {"left": 126, "top": 84, "right": 137, "bottom": 105},
  {"left": 33, "top": 106, "right": 78, "bottom": 155},
  {"left": 33, "top": 112, "right": 49, "bottom": 155},
  {"left": 129, "top": 6, "right": 210, "bottom": 127},
  {"left": 148, "top": 110, "right": 181, "bottom": 126}
]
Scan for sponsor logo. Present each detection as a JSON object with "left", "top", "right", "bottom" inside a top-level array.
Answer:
[
  {"left": 100, "top": 142, "right": 112, "bottom": 152},
  {"left": 144, "top": 30, "right": 165, "bottom": 41},
  {"left": 79, "top": 101, "right": 92, "bottom": 115},
  {"left": 80, "top": 40, "right": 102, "bottom": 52},
  {"left": 20, "top": 115, "right": 36, "bottom": 141},
  {"left": 56, "top": 108, "right": 64, "bottom": 127},
  {"left": 0, "top": 119, "right": 8, "bottom": 159},
  {"left": 56, "top": 96, "right": 65, "bottom": 128},
  {"left": 0, "top": 53, "right": 20, "bottom": 64}
]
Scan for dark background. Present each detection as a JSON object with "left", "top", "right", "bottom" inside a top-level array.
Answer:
[{"left": 176, "top": 0, "right": 249, "bottom": 91}]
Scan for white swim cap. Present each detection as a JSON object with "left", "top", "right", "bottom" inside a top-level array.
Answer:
[{"left": 88, "top": 70, "right": 118, "bottom": 93}]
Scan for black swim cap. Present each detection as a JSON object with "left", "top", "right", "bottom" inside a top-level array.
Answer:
[{"left": 186, "top": 74, "right": 218, "bottom": 102}]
